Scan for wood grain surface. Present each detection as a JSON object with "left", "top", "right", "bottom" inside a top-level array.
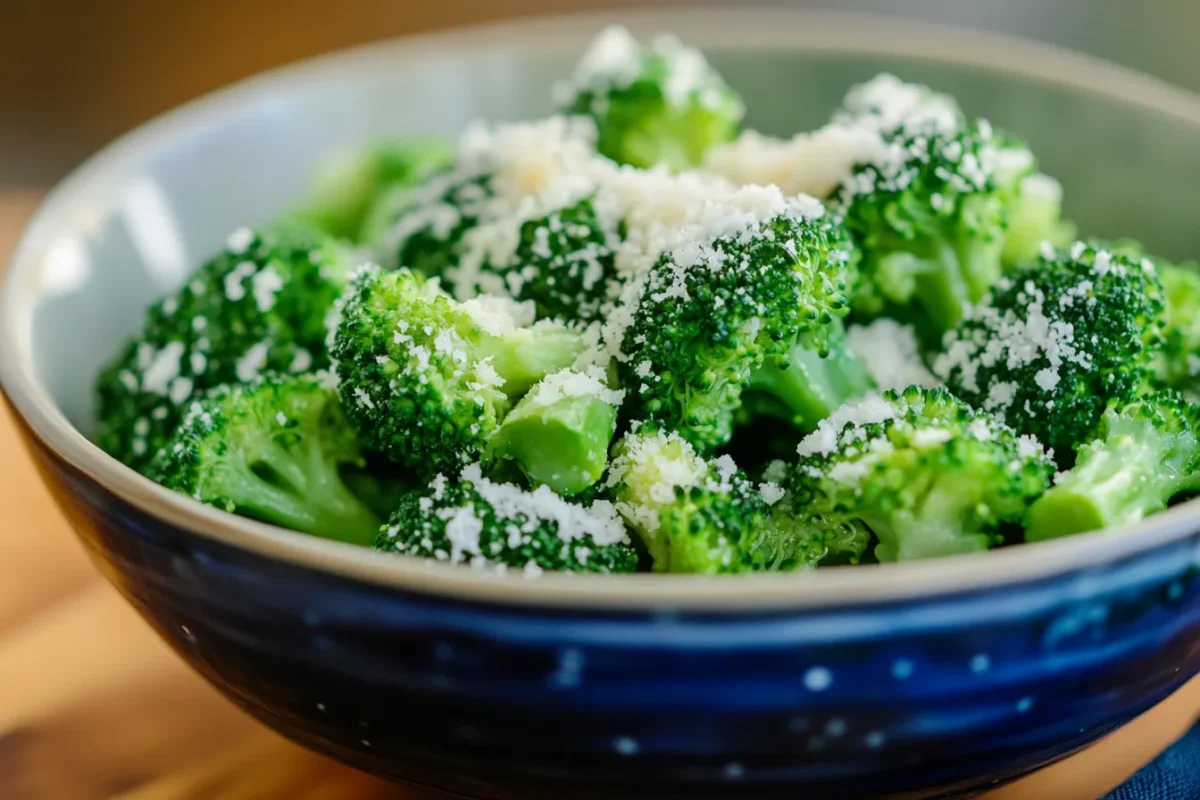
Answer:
[{"left": 0, "top": 190, "right": 1196, "bottom": 799}]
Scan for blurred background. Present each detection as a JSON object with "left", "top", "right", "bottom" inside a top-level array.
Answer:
[{"left": 4, "top": 0, "right": 1200, "bottom": 187}]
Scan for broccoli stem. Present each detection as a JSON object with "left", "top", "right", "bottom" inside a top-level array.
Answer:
[
  {"left": 481, "top": 327, "right": 586, "bottom": 397},
  {"left": 867, "top": 472, "right": 993, "bottom": 562},
  {"left": 746, "top": 328, "right": 873, "bottom": 431},
  {"left": 490, "top": 394, "right": 617, "bottom": 496},
  {"left": 1026, "top": 417, "right": 1200, "bottom": 541}
]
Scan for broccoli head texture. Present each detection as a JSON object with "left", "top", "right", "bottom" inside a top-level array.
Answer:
[
  {"left": 95, "top": 223, "right": 356, "bottom": 473},
  {"left": 375, "top": 463, "right": 638, "bottom": 574},
  {"left": 790, "top": 387, "right": 1054, "bottom": 562},
  {"left": 151, "top": 372, "right": 380, "bottom": 545}
]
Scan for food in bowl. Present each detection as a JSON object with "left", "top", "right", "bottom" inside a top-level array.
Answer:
[{"left": 91, "top": 25, "right": 1200, "bottom": 575}]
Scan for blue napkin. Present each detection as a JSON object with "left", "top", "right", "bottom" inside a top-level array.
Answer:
[{"left": 1104, "top": 723, "right": 1200, "bottom": 800}]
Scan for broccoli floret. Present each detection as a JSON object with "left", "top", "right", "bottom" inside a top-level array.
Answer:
[
  {"left": 95, "top": 224, "right": 356, "bottom": 473},
  {"left": 620, "top": 197, "right": 856, "bottom": 452},
  {"left": 375, "top": 464, "right": 638, "bottom": 574},
  {"left": 837, "top": 122, "right": 1008, "bottom": 336},
  {"left": 295, "top": 137, "right": 454, "bottom": 242},
  {"left": 607, "top": 426, "right": 765, "bottom": 573},
  {"left": 790, "top": 388, "right": 1054, "bottom": 562},
  {"left": 983, "top": 134, "right": 1074, "bottom": 268},
  {"left": 489, "top": 368, "right": 622, "bottom": 496},
  {"left": 744, "top": 320, "right": 875, "bottom": 432},
  {"left": 329, "top": 266, "right": 584, "bottom": 473},
  {"left": 933, "top": 241, "right": 1165, "bottom": 462},
  {"left": 1026, "top": 392, "right": 1200, "bottom": 540},
  {"left": 832, "top": 73, "right": 964, "bottom": 138},
  {"left": 373, "top": 171, "right": 492, "bottom": 278},
  {"left": 748, "top": 491, "right": 873, "bottom": 570},
  {"left": 152, "top": 373, "right": 380, "bottom": 545},
  {"left": 554, "top": 26, "right": 743, "bottom": 169}
]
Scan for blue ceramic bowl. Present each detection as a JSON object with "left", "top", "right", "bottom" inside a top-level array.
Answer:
[{"left": 3, "top": 10, "right": 1200, "bottom": 799}]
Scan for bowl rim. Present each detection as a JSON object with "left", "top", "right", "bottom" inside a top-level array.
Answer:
[{"left": 5, "top": 6, "right": 1200, "bottom": 612}]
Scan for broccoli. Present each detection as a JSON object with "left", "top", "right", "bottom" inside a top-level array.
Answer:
[
  {"left": 619, "top": 193, "right": 857, "bottom": 452},
  {"left": 749, "top": 490, "right": 873, "bottom": 570},
  {"left": 1026, "top": 391, "right": 1200, "bottom": 540},
  {"left": 554, "top": 25, "right": 744, "bottom": 169},
  {"left": 375, "top": 463, "right": 638, "bottom": 574},
  {"left": 329, "top": 266, "right": 585, "bottom": 474},
  {"left": 95, "top": 223, "right": 356, "bottom": 473},
  {"left": 982, "top": 133, "right": 1075, "bottom": 268},
  {"left": 933, "top": 241, "right": 1165, "bottom": 462},
  {"left": 152, "top": 373, "right": 380, "bottom": 545},
  {"left": 790, "top": 387, "right": 1054, "bottom": 562},
  {"left": 295, "top": 137, "right": 454, "bottom": 242},
  {"left": 836, "top": 121, "right": 1009, "bottom": 336},
  {"left": 488, "top": 368, "right": 622, "bottom": 496},
  {"left": 832, "top": 73, "right": 964, "bottom": 138},
  {"left": 342, "top": 457, "right": 421, "bottom": 520},
  {"left": 744, "top": 320, "right": 875, "bottom": 433}
]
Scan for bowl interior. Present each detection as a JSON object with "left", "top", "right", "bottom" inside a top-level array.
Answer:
[{"left": 17, "top": 21, "right": 1200, "bottom": 436}]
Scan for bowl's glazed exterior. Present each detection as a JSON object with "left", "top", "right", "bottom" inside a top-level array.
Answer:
[{"left": 3, "top": 10, "right": 1200, "bottom": 799}]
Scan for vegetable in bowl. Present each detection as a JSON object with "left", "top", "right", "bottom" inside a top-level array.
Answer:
[{"left": 92, "top": 26, "right": 1200, "bottom": 575}]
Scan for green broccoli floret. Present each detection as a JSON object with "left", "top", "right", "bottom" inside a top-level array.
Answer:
[
  {"left": 749, "top": 490, "right": 873, "bottom": 570},
  {"left": 933, "top": 241, "right": 1165, "bottom": 462},
  {"left": 983, "top": 134, "right": 1075, "bottom": 268},
  {"left": 375, "top": 464, "right": 638, "bottom": 574},
  {"left": 790, "top": 387, "right": 1054, "bottom": 562},
  {"left": 151, "top": 373, "right": 380, "bottom": 545},
  {"left": 95, "top": 224, "right": 356, "bottom": 473},
  {"left": 619, "top": 196, "right": 856, "bottom": 452},
  {"left": 488, "top": 368, "right": 622, "bottom": 496},
  {"left": 554, "top": 26, "right": 743, "bottom": 169},
  {"left": 295, "top": 137, "right": 454, "bottom": 242},
  {"left": 744, "top": 320, "right": 875, "bottom": 432},
  {"left": 1026, "top": 391, "right": 1200, "bottom": 540},
  {"left": 329, "top": 266, "right": 584, "bottom": 473},
  {"left": 836, "top": 122, "right": 1008, "bottom": 336}
]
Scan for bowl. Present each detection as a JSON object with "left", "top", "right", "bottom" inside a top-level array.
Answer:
[{"left": 2, "top": 9, "right": 1200, "bottom": 799}]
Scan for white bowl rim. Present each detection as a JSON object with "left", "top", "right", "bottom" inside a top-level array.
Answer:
[{"left": 5, "top": 6, "right": 1200, "bottom": 612}]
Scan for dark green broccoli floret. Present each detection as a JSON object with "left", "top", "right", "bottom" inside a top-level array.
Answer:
[
  {"left": 1026, "top": 392, "right": 1200, "bottom": 540},
  {"left": 329, "top": 266, "right": 584, "bottom": 474},
  {"left": 619, "top": 198, "right": 856, "bottom": 452},
  {"left": 836, "top": 122, "right": 1008, "bottom": 337},
  {"left": 555, "top": 26, "right": 743, "bottom": 169},
  {"left": 152, "top": 373, "right": 380, "bottom": 545},
  {"left": 372, "top": 171, "right": 492, "bottom": 278},
  {"left": 295, "top": 137, "right": 454, "bottom": 242},
  {"left": 488, "top": 368, "right": 621, "bottom": 496},
  {"left": 790, "top": 387, "right": 1054, "bottom": 562},
  {"left": 95, "top": 223, "right": 356, "bottom": 473},
  {"left": 744, "top": 320, "right": 875, "bottom": 433},
  {"left": 375, "top": 464, "right": 638, "bottom": 574},
  {"left": 933, "top": 241, "right": 1165, "bottom": 463}
]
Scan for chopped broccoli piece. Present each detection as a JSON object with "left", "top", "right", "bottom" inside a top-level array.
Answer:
[
  {"left": 329, "top": 266, "right": 584, "bottom": 473},
  {"left": 375, "top": 464, "right": 638, "bottom": 574},
  {"left": 554, "top": 26, "right": 744, "bottom": 169},
  {"left": 933, "top": 241, "right": 1165, "bottom": 462},
  {"left": 95, "top": 223, "right": 356, "bottom": 473},
  {"left": 295, "top": 137, "right": 454, "bottom": 242},
  {"left": 748, "top": 492, "right": 873, "bottom": 570},
  {"left": 983, "top": 134, "right": 1075, "bottom": 267},
  {"left": 620, "top": 197, "right": 856, "bottom": 452},
  {"left": 1026, "top": 392, "right": 1200, "bottom": 540},
  {"left": 790, "top": 388, "right": 1054, "bottom": 562},
  {"left": 745, "top": 320, "right": 875, "bottom": 432},
  {"left": 489, "top": 368, "right": 622, "bottom": 496},
  {"left": 152, "top": 373, "right": 380, "bottom": 545}
]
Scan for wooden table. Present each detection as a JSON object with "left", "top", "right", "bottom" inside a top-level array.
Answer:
[{"left": 1, "top": 191, "right": 1197, "bottom": 799}]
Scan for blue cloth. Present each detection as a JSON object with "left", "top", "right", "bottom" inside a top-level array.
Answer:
[{"left": 1105, "top": 723, "right": 1200, "bottom": 800}]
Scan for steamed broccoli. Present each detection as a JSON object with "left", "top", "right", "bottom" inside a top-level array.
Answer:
[
  {"left": 619, "top": 194, "right": 857, "bottom": 452},
  {"left": 375, "top": 464, "right": 638, "bottom": 574},
  {"left": 554, "top": 25, "right": 743, "bottom": 169},
  {"left": 983, "top": 134, "right": 1074, "bottom": 267},
  {"left": 933, "top": 241, "right": 1165, "bottom": 462},
  {"left": 489, "top": 368, "right": 622, "bottom": 496},
  {"left": 329, "top": 266, "right": 584, "bottom": 474},
  {"left": 95, "top": 223, "right": 356, "bottom": 473},
  {"left": 1026, "top": 391, "right": 1200, "bottom": 540},
  {"left": 152, "top": 373, "right": 380, "bottom": 545},
  {"left": 750, "top": 491, "right": 873, "bottom": 570},
  {"left": 832, "top": 73, "right": 964, "bottom": 138},
  {"left": 295, "top": 137, "right": 454, "bottom": 242},
  {"left": 790, "top": 387, "right": 1054, "bottom": 562}
]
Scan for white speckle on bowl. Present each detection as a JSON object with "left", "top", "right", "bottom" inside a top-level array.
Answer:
[
  {"left": 316, "top": 703, "right": 326, "bottom": 712},
  {"left": 891, "top": 659, "right": 914, "bottom": 680},
  {"left": 179, "top": 624, "right": 194, "bottom": 641},
  {"left": 970, "top": 654, "right": 991, "bottom": 673},
  {"left": 361, "top": 739, "right": 372, "bottom": 747},
  {"left": 825, "top": 718, "right": 847, "bottom": 738},
  {"left": 723, "top": 762, "right": 744, "bottom": 779},
  {"left": 1043, "top": 604, "right": 1108, "bottom": 648},
  {"left": 1017, "top": 697, "right": 1034, "bottom": 713},
  {"left": 551, "top": 647, "right": 585, "bottom": 688},
  {"left": 865, "top": 731, "right": 887, "bottom": 749},
  {"left": 614, "top": 736, "right": 639, "bottom": 756},
  {"left": 803, "top": 666, "right": 833, "bottom": 692}
]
